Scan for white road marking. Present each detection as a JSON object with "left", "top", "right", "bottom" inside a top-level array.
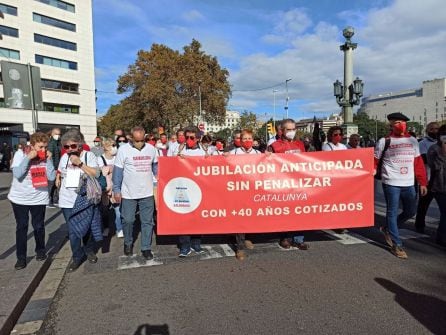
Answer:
[
  {"left": 117, "top": 255, "right": 163, "bottom": 270},
  {"left": 374, "top": 209, "right": 438, "bottom": 228},
  {"left": 200, "top": 245, "right": 224, "bottom": 260},
  {"left": 322, "top": 230, "right": 370, "bottom": 245},
  {"left": 219, "top": 244, "right": 236, "bottom": 256}
]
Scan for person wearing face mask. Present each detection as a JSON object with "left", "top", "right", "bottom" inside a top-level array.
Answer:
[
  {"left": 415, "top": 122, "right": 440, "bottom": 233},
  {"left": 375, "top": 112, "right": 427, "bottom": 259},
  {"left": 267, "top": 121, "right": 283, "bottom": 147},
  {"left": 322, "top": 126, "right": 348, "bottom": 151},
  {"left": 98, "top": 138, "right": 123, "bottom": 238},
  {"left": 56, "top": 129, "right": 100, "bottom": 272},
  {"left": 224, "top": 131, "right": 242, "bottom": 152},
  {"left": 268, "top": 119, "right": 309, "bottom": 251},
  {"left": 211, "top": 138, "right": 226, "bottom": 155},
  {"left": 228, "top": 129, "right": 260, "bottom": 260},
  {"left": 155, "top": 133, "right": 168, "bottom": 156},
  {"left": 113, "top": 126, "right": 158, "bottom": 261},
  {"left": 47, "top": 128, "right": 62, "bottom": 207},
  {"left": 116, "top": 136, "right": 128, "bottom": 148},
  {"left": 8, "top": 132, "right": 56, "bottom": 270},
  {"left": 426, "top": 124, "right": 446, "bottom": 246},
  {"left": 167, "top": 129, "right": 185, "bottom": 156},
  {"left": 114, "top": 129, "right": 125, "bottom": 142},
  {"left": 91, "top": 136, "right": 104, "bottom": 157},
  {"left": 176, "top": 126, "right": 206, "bottom": 257}
]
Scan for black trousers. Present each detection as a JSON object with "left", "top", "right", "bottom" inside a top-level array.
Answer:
[
  {"left": 415, "top": 189, "right": 435, "bottom": 230},
  {"left": 11, "top": 202, "right": 46, "bottom": 261}
]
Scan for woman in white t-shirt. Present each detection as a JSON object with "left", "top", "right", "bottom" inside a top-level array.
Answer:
[
  {"left": 322, "top": 126, "right": 348, "bottom": 151},
  {"left": 98, "top": 138, "right": 123, "bottom": 238},
  {"left": 56, "top": 129, "right": 99, "bottom": 272},
  {"left": 8, "top": 132, "right": 56, "bottom": 270}
]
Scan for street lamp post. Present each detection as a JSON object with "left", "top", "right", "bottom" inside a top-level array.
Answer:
[
  {"left": 333, "top": 26, "right": 363, "bottom": 138},
  {"left": 285, "top": 78, "right": 292, "bottom": 119},
  {"left": 273, "top": 89, "right": 278, "bottom": 129},
  {"left": 198, "top": 81, "right": 202, "bottom": 122}
]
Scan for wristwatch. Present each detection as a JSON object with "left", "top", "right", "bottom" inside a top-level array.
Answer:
[{"left": 78, "top": 162, "right": 84, "bottom": 168}]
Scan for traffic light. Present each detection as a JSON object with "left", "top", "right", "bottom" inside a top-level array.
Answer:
[{"left": 267, "top": 122, "right": 274, "bottom": 134}]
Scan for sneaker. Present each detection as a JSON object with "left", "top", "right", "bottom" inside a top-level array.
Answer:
[
  {"left": 142, "top": 250, "right": 153, "bottom": 260},
  {"left": 391, "top": 245, "right": 408, "bottom": 259},
  {"left": 36, "top": 252, "right": 47, "bottom": 261},
  {"left": 179, "top": 249, "right": 192, "bottom": 257},
  {"left": 87, "top": 252, "right": 98, "bottom": 264},
  {"left": 291, "top": 241, "right": 310, "bottom": 250},
  {"left": 46, "top": 204, "right": 56, "bottom": 209},
  {"left": 236, "top": 250, "right": 246, "bottom": 261},
  {"left": 67, "top": 259, "right": 81, "bottom": 272},
  {"left": 244, "top": 240, "right": 254, "bottom": 250},
  {"left": 191, "top": 246, "right": 205, "bottom": 254},
  {"left": 380, "top": 227, "right": 393, "bottom": 247},
  {"left": 279, "top": 239, "right": 291, "bottom": 249},
  {"left": 116, "top": 230, "right": 124, "bottom": 238},
  {"left": 102, "top": 228, "right": 109, "bottom": 237},
  {"left": 15, "top": 259, "right": 26, "bottom": 270}
]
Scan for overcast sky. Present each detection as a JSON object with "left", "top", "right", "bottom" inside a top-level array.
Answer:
[{"left": 93, "top": 0, "right": 446, "bottom": 120}]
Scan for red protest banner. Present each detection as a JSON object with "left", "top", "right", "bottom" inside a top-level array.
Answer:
[{"left": 157, "top": 149, "right": 374, "bottom": 235}]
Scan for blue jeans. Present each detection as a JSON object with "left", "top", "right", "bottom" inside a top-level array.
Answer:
[
  {"left": 11, "top": 203, "right": 46, "bottom": 261},
  {"left": 179, "top": 236, "right": 201, "bottom": 253},
  {"left": 433, "top": 193, "right": 446, "bottom": 243},
  {"left": 382, "top": 184, "right": 417, "bottom": 246},
  {"left": 121, "top": 197, "right": 154, "bottom": 251},
  {"left": 113, "top": 204, "right": 123, "bottom": 232},
  {"left": 62, "top": 207, "right": 96, "bottom": 263}
]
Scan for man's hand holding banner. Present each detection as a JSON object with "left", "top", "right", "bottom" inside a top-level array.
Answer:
[{"left": 157, "top": 149, "right": 374, "bottom": 235}]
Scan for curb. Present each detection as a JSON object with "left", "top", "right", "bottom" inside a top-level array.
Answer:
[
  {"left": 0, "top": 234, "right": 68, "bottom": 335},
  {"left": 10, "top": 240, "right": 72, "bottom": 335}
]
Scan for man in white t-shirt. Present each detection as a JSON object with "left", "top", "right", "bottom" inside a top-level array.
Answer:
[
  {"left": 113, "top": 126, "right": 158, "bottom": 260},
  {"left": 375, "top": 112, "right": 427, "bottom": 259},
  {"left": 167, "top": 129, "right": 185, "bottom": 157},
  {"left": 176, "top": 126, "right": 206, "bottom": 257}
]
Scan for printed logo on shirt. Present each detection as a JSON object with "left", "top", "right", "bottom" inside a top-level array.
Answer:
[
  {"left": 163, "top": 177, "right": 202, "bottom": 214},
  {"left": 400, "top": 167, "right": 408, "bottom": 174},
  {"left": 132, "top": 155, "right": 152, "bottom": 172}
]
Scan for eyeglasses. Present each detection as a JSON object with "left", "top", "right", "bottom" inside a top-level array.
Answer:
[
  {"left": 333, "top": 133, "right": 342, "bottom": 137},
  {"left": 63, "top": 144, "right": 79, "bottom": 150},
  {"left": 185, "top": 136, "right": 196, "bottom": 140},
  {"left": 118, "top": 140, "right": 126, "bottom": 143}
]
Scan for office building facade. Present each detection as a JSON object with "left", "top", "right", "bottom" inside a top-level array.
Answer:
[{"left": 0, "top": 0, "right": 96, "bottom": 142}]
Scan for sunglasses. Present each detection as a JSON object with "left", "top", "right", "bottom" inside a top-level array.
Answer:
[
  {"left": 63, "top": 144, "right": 79, "bottom": 150},
  {"left": 118, "top": 140, "right": 126, "bottom": 143},
  {"left": 186, "top": 136, "right": 196, "bottom": 140},
  {"left": 333, "top": 133, "right": 342, "bottom": 137}
]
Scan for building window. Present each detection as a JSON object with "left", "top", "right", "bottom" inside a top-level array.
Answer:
[
  {"left": 0, "top": 3, "right": 17, "bottom": 15},
  {"left": 35, "top": 0, "right": 75, "bottom": 13},
  {"left": 0, "top": 25, "right": 19, "bottom": 38},
  {"left": 34, "top": 34, "right": 77, "bottom": 51},
  {"left": 35, "top": 54, "right": 77, "bottom": 70},
  {"left": 0, "top": 47, "right": 20, "bottom": 60},
  {"left": 41, "top": 78, "right": 78, "bottom": 92},
  {"left": 33, "top": 13, "right": 76, "bottom": 32},
  {"left": 43, "top": 102, "right": 79, "bottom": 114},
  {"left": 0, "top": 98, "right": 5, "bottom": 107}
]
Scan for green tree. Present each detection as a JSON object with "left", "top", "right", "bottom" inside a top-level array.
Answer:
[
  {"left": 236, "top": 110, "right": 258, "bottom": 131},
  {"left": 99, "top": 39, "right": 231, "bottom": 135},
  {"left": 353, "top": 111, "right": 388, "bottom": 140}
]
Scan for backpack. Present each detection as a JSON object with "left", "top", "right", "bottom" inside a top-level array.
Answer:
[{"left": 375, "top": 137, "right": 391, "bottom": 180}]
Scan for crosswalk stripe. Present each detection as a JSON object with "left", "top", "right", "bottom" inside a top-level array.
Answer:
[
  {"left": 219, "top": 244, "right": 236, "bottom": 257},
  {"left": 117, "top": 255, "right": 163, "bottom": 270},
  {"left": 322, "top": 230, "right": 370, "bottom": 245},
  {"left": 200, "top": 245, "right": 224, "bottom": 260}
]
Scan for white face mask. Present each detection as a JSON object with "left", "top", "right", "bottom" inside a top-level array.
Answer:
[
  {"left": 110, "top": 146, "right": 118, "bottom": 155},
  {"left": 285, "top": 131, "right": 296, "bottom": 140},
  {"left": 53, "top": 135, "right": 60, "bottom": 141}
]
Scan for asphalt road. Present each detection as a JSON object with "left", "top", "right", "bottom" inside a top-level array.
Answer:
[{"left": 38, "top": 209, "right": 446, "bottom": 334}]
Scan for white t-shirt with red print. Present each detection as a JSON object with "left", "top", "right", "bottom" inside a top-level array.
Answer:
[{"left": 375, "top": 135, "right": 423, "bottom": 187}]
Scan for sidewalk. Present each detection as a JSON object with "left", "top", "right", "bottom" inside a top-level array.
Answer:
[{"left": 0, "top": 172, "right": 67, "bottom": 335}]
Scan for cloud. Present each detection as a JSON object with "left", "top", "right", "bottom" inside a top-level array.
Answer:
[
  {"left": 230, "top": 0, "right": 446, "bottom": 117},
  {"left": 182, "top": 9, "right": 205, "bottom": 22}
]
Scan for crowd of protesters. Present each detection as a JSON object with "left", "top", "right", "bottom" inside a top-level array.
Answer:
[{"left": 6, "top": 112, "right": 446, "bottom": 271}]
